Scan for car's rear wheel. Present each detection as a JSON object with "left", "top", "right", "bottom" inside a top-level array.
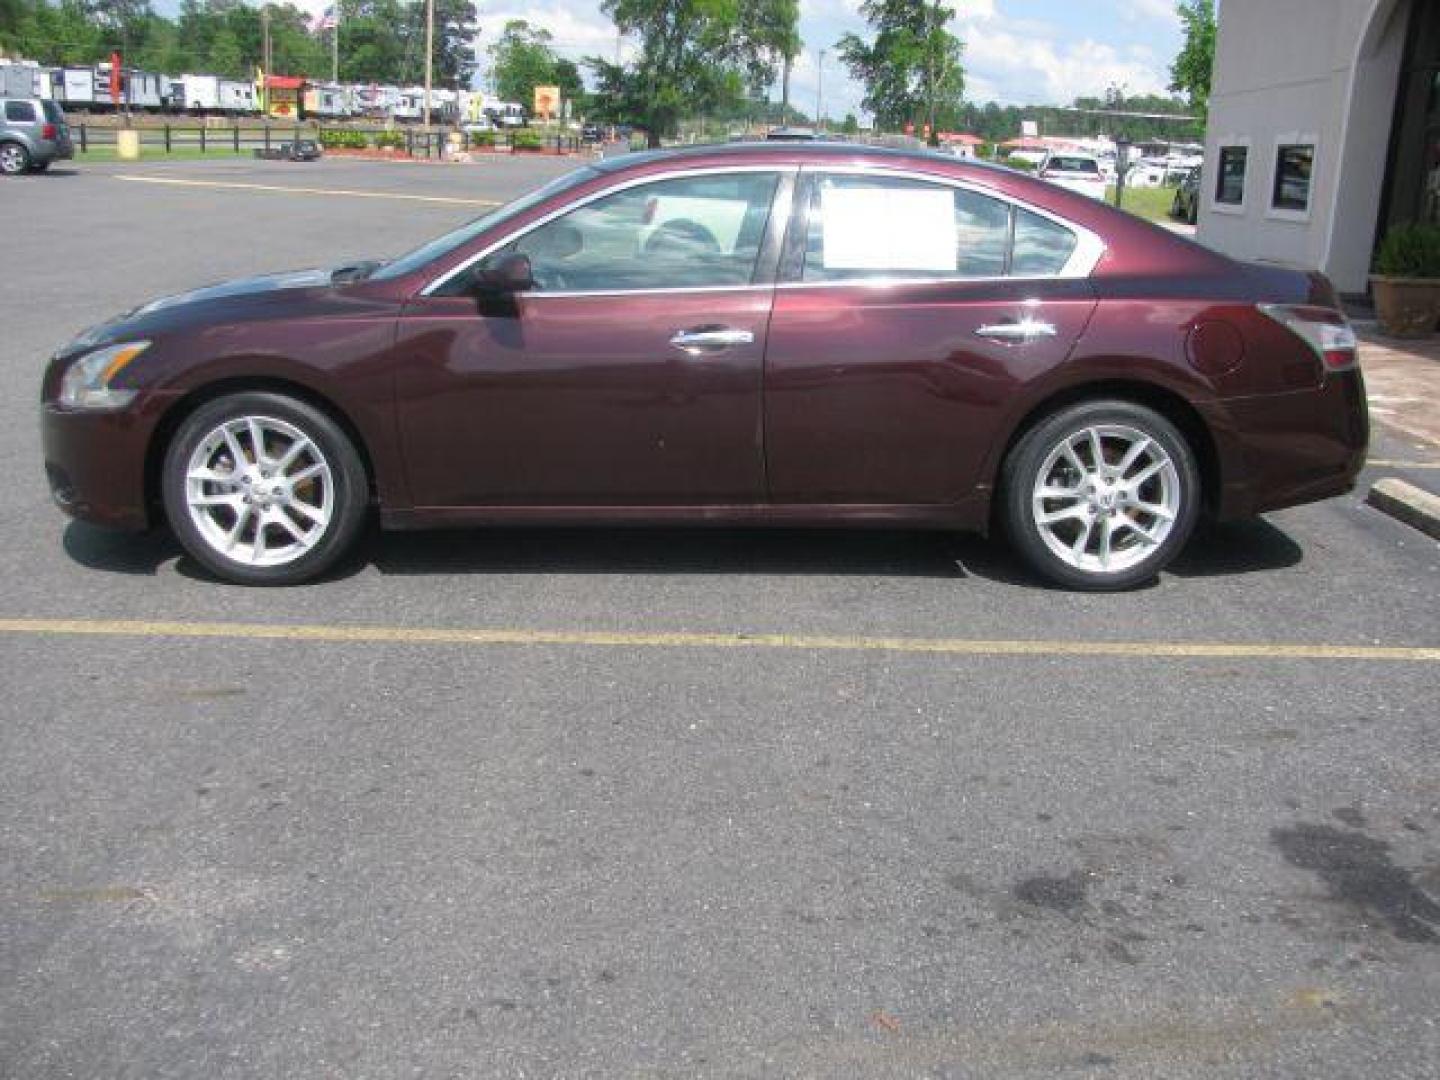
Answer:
[
  {"left": 162, "top": 392, "right": 368, "bottom": 586},
  {"left": 0, "top": 142, "right": 30, "bottom": 176},
  {"left": 1000, "top": 400, "right": 1200, "bottom": 591}
]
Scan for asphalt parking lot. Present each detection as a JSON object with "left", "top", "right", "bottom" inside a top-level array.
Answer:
[{"left": 2, "top": 155, "right": 1438, "bottom": 1078}]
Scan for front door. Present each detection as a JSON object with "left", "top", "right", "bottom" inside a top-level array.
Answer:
[
  {"left": 764, "top": 169, "right": 1099, "bottom": 505},
  {"left": 395, "top": 168, "right": 789, "bottom": 508}
]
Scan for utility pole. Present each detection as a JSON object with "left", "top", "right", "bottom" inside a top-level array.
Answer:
[
  {"left": 261, "top": 6, "right": 272, "bottom": 115},
  {"left": 422, "top": 0, "right": 434, "bottom": 128},
  {"left": 815, "top": 48, "right": 824, "bottom": 132},
  {"left": 332, "top": 3, "right": 340, "bottom": 85},
  {"left": 780, "top": 54, "right": 791, "bottom": 127}
]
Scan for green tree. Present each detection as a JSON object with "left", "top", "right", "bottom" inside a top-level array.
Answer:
[
  {"left": 837, "top": 0, "right": 963, "bottom": 138},
  {"left": 841, "top": 111, "right": 859, "bottom": 135},
  {"left": 489, "top": 19, "right": 556, "bottom": 106},
  {"left": 553, "top": 56, "right": 586, "bottom": 116},
  {"left": 595, "top": 0, "right": 800, "bottom": 147},
  {"left": 1169, "top": 0, "right": 1215, "bottom": 116}
]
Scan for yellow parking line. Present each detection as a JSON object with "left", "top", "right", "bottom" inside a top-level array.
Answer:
[
  {"left": 1368, "top": 459, "right": 1440, "bottom": 469},
  {"left": 113, "top": 174, "right": 500, "bottom": 207},
  {"left": 0, "top": 617, "right": 1436, "bottom": 663}
]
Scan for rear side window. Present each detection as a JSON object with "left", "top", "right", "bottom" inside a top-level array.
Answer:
[
  {"left": 1012, "top": 209, "right": 1079, "bottom": 276},
  {"left": 4, "top": 101, "right": 37, "bottom": 123},
  {"left": 801, "top": 173, "right": 1080, "bottom": 281}
]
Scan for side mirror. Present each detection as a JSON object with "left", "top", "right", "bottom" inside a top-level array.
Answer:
[{"left": 471, "top": 251, "right": 534, "bottom": 294}]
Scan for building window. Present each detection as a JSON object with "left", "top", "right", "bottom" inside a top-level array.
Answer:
[
  {"left": 1215, "top": 145, "right": 1248, "bottom": 205},
  {"left": 1272, "top": 144, "right": 1315, "bottom": 213}
]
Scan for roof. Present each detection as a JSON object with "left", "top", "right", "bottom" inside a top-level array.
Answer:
[{"left": 590, "top": 140, "right": 1024, "bottom": 175}]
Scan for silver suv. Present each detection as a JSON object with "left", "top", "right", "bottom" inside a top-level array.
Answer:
[{"left": 1, "top": 98, "right": 74, "bottom": 175}]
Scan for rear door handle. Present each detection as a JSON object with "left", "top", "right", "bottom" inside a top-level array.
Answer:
[
  {"left": 669, "top": 327, "right": 755, "bottom": 355},
  {"left": 975, "top": 319, "right": 1058, "bottom": 342}
]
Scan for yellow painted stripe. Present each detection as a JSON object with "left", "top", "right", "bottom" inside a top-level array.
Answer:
[
  {"left": 113, "top": 174, "right": 500, "bottom": 207},
  {"left": 1368, "top": 459, "right": 1440, "bottom": 470},
  {"left": 0, "top": 617, "right": 1436, "bottom": 663}
]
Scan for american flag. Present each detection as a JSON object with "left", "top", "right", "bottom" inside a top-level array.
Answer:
[{"left": 311, "top": 5, "right": 338, "bottom": 32}]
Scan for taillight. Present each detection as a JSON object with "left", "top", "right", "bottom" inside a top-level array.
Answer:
[
  {"left": 1257, "top": 304, "right": 1358, "bottom": 373},
  {"left": 42, "top": 123, "right": 57, "bottom": 140}
]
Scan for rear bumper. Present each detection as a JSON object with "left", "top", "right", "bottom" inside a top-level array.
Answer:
[
  {"left": 1202, "top": 371, "right": 1369, "bottom": 520},
  {"left": 41, "top": 395, "right": 173, "bottom": 531}
]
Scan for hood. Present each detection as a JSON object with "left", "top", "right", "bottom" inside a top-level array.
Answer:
[
  {"left": 59, "top": 261, "right": 386, "bottom": 358},
  {"left": 129, "top": 267, "right": 338, "bottom": 316}
]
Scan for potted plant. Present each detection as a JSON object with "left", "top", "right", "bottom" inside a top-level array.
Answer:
[{"left": 1372, "top": 221, "right": 1440, "bottom": 338}]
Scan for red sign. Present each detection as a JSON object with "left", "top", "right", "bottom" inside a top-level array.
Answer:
[{"left": 109, "top": 52, "right": 122, "bottom": 104}]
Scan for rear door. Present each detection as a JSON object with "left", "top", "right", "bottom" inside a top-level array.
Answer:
[{"left": 764, "top": 168, "right": 1100, "bottom": 505}]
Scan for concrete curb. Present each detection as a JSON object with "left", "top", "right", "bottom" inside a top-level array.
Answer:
[{"left": 1368, "top": 478, "right": 1440, "bottom": 541}]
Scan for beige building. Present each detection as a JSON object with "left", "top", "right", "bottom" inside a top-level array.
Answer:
[{"left": 1198, "top": 0, "right": 1438, "bottom": 295}]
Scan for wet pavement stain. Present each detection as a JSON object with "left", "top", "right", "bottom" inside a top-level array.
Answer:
[
  {"left": 1013, "top": 871, "right": 1090, "bottom": 914},
  {"left": 1272, "top": 823, "right": 1440, "bottom": 944}
]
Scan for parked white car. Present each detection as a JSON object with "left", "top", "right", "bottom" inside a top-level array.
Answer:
[{"left": 1038, "top": 152, "right": 1107, "bottom": 200}]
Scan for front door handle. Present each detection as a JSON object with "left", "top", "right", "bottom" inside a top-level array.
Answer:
[
  {"left": 669, "top": 327, "right": 755, "bottom": 355},
  {"left": 975, "top": 319, "right": 1058, "bottom": 343}
]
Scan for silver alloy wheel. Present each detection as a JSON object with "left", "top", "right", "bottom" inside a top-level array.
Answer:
[
  {"left": 184, "top": 415, "right": 334, "bottom": 568},
  {"left": 0, "top": 145, "right": 26, "bottom": 174},
  {"left": 1031, "top": 424, "right": 1181, "bottom": 574}
]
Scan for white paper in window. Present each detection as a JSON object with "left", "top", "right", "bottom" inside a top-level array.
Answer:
[{"left": 821, "top": 186, "right": 956, "bottom": 272}]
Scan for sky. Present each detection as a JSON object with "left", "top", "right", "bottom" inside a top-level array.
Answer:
[{"left": 153, "top": 0, "right": 1187, "bottom": 119}]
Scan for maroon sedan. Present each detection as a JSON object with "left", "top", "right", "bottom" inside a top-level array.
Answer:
[{"left": 41, "top": 143, "right": 1367, "bottom": 589}]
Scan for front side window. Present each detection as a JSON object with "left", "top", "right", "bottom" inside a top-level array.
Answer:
[
  {"left": 1272, "top": 144, "right": 1315, "bottom": 213},
  {"left": 493, "top": 171, "right": 780, "bottom": 293},
  {"left": 1215, "top": 145, "right": 1247, "bottom": 205},
  {"left": 801, "top": 173, "right": 1076, "bottom": 282}
]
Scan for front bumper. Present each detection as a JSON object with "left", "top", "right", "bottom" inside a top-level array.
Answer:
[{"left": 41, "top": 394, "right": 175, "bottom": 531}]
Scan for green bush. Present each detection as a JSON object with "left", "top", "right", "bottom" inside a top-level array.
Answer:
[
  {"left": 510, "top": 128, "right": 544, "bottom": 151},
  {"left": 1374, "top": 222, "right": 1440, "bottom": 278},
  {"left": 469, "top": 130, "right": 496, "bottom": 148},
  {"left": 374, "top": 130, "right": 406, "bottom": 150},
  {"left": 318, "top": 130, "right": 368, "bottom": 149},
  {"left": 1003, "top": 156, "right": 1038, "bottom": 173}
]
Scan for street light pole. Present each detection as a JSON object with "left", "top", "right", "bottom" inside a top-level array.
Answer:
[
  {"left": 261, "top": 6, "right": 272, "bottom": 115},
  {"left": 815, "top": 48, "right": 825, "bottom": 133}
]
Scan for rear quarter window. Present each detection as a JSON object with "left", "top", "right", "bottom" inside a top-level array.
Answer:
[{"left": 4, "top": 101, "right": 37, "bottom": 123}]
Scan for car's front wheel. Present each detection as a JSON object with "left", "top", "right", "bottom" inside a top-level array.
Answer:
[
  {"left": 162, "top": 392, "right": 368, "bottom": 585},
  {"left": 1000, "top": 400, "right": 1200, "bottom": 591},
  {"left": 0, "top": 142, "right": 31, "bottom": 176}
]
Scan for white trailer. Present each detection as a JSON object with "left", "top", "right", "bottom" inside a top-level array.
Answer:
[
  {"left": 173, "top": 73, "right": 221, "bottom": 112},
  {"left": 304, "top": 82, "right": 350, "bottom": 118},
  {"left": 0, "top": 61, "right": 52, "bottom": 99},
  {"left": 59, "top": 67, "right": 97, "bottom": 106},
  {"left": 217, "top": 79, "right": 257, "bottom": 114}
]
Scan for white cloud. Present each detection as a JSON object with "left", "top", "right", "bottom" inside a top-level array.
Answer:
[{"left": 1123, "top": 0, "right": 1180, "bottom": 22}]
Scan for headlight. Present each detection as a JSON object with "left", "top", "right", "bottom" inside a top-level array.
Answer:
[{"left": 58, "top": 341, "right": 150, "bottom": 410}]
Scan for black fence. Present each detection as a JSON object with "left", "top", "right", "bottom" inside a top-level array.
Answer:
[{"left": 70, "top": 122, "right": 583, "bottom": 158}]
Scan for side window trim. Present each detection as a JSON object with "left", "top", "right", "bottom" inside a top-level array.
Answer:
[
  {"left": 777, "top": 164, "right": 1103, "bottom": 287},
  {"left": 422, "top": 164, "right": 797, "bottom": 298}
]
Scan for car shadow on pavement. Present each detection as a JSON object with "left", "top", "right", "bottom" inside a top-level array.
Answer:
[
  {"left": 366, "top": 527, "right": 972, "bottom": 579},
  {"left": 60, "top": 516, "right": 1303, "bottom": 586},
  {"left": 1168, "top": 518, "right": 1304, "bottom": 578}
]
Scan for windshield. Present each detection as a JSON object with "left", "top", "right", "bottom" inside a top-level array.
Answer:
[
  {"left": 369, "top": 165, "right": 601, "bottom": 281},
  {"left": 1048, "top": 157, "right": 1099, "bottom": 174}
]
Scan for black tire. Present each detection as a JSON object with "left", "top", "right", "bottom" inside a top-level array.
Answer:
[
  {"left": 999, "top": 399, "right": 1201, "bottom": 591},
  {"left": 0, "top": 142, "right": 31, "bottom": 176},
  {"left": 162, "top": 391, "right": 369, "bottom": 586}
]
